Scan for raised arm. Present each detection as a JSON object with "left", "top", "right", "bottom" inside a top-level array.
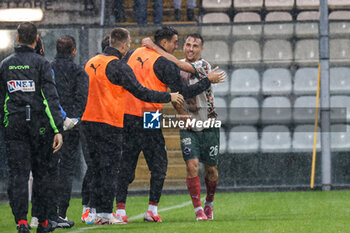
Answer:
[{"left": 142, "top": 37, "right": 195, "bottom": 73}]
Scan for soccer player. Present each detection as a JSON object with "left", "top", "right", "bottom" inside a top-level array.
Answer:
[
  {"left": 115, "top": 26, "right": 225, "bottom": 223},
  {"left": 143, "top": 33, "right": 221, "bottom": 221},
  {"left": 81, "top": 27, "right": 184, "bottom": 225},
  {"left": 0, "top": 22, "right": 63, "bottom": 233}
]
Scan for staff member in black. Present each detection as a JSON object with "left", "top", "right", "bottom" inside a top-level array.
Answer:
[
  {"left": 48, "top": 35, "right": 89, "bottom": 228},
  {"left": 0, "top": 22, "right": 63, "bottom": 233}
]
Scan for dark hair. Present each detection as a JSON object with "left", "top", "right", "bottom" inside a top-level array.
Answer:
[
  {"left": 35, "top": 37, "right": 44, "bottom": 56},
  {"left": 109, "top": 27, "right": 129, "bottom": 47},
  {"left": 101, "top": 33, "right": 110, "bottom": 51},
  {"left": 186, "top": 33, "right": 204, "bottom": 46},
  {"left": 56, "top": 35, "right": 76, "bottom": 54},
  {"left": 154, "top": 26, "right": 178, "bottom": 44},
  {"left": 17, "top": 22, "right": 37, "bottom": 44}
]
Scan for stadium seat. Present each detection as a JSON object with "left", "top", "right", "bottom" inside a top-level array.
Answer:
[
  {"left": 296, "top": 12, "right": 319, "bottom": 38},
  {"left": 265, "top": 0, "right": 294, "bottom": 11},
  {"left": 202, "top": 12, "right": 230, "bottom": 24},
  {"left": 329, "top": 11, "right": 350, "bottom": 20},
  {"left": 212, "top": 69, "right": 230, "bottom": 96},
  {"left": 292, "top": 125, "right": 321, "bottom": 152},
  {"left": 232, "top": 40, "right": 261, "bottom": 65},
  {"left": 330, "top": 67, "right": 350, "bottom": 95},
  {"left": 234, "top": 0, "right": 263, "bottom": 11},
  {"left": 233, "top": 12, "right": 261, "bottom": 22},
  {"left": 330, "top": 95, "right": 350, "bottom": 123},
  {"left": 295, "top": 22, "right": 319, "bottom": 38},
  {"left": 227, "top": 126, "right": 259, "bottom": 153},
  {"left": 229, "top": 97, "right": 260, "bottom": 125},
  {"left": 214, "top": 97, "right": 228, "bottom": 123},
  {"left": 201, "top": 24, "right": 231, "bottom": 37},
  {"left": 260, "top": 125, "right": 292, "bottom": 153},
  {"left": 219, "top": 128, "right": 227, "bottom": 153},
  {"left": 231, "top": 68, "right": 260, "bottom": 96},
  {"left": 329, "top": 0, "right": 350, "bottom": 10},
  {"left": 263, "top": 40, "right": 292, "bottom": 66},
  {"left": 297, "top": 11, "right": 320, "bottom": 21},
  {"left": 232, "top": 13, "right": 262, "bottom": 39},
  {"left": 201, "top": 40, "right": 229, "bottom": 65},
  {"left": 261, "top": 96, "right": 292, "bottom": 124},
  {"left": 330, "top": 22, "right": 350, "bottom": 37},
  {"left": 331, "top": 124, "right": 350, "bottom": 151},
  {"left": 330, "top": 39, "right": 350, "bottom": 65},
  {"left": 202, "top": 0, "right": 232, "bottom": 9},
  {"left": 264, "top": 12, "right": 294, "bottom": 38},
  {"left": 295, "top": 39, "right": 319, "bottom": 66},
  {"left": 265, "top": 12, "right": 293, "bottom": 21},
  {"left": 293, "top": 96, "right": 319, "bottom": 124},
  {"left": 293, "top": 67, "right": 318, "bottom": 95},
  {"left": 296, "top": 0, "right": 320, "bottom": 10},
  {"left": 262, "top": 68, "right": 292, "bottom": 95}
]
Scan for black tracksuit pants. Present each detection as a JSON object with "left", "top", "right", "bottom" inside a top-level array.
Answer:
[
  {"left": 5, "top": 112, "right": 55, "bottom": 223},
  {"left": 80, "top": 128, "right": 92, "bottom": 207},
  {"left": 82, "top": 121, "right": 122, "bottom": 213},
  {"left": 116, "top": 114, "right": 168, "bottom": 205}
]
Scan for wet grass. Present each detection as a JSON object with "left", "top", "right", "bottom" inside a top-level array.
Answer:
[{"left": 1, "top": 190, "right": 350, "bottom": 233}]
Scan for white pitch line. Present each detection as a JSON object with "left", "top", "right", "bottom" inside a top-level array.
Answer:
[{"left": 67, "top": 197, "right": 204, "bottom": 233}]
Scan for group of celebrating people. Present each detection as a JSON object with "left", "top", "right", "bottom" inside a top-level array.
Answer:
[{"left": 0, "top": 22, "right": 226, "bottom": 233}]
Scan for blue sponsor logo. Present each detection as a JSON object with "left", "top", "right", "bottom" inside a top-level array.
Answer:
[{"left": 143, "top": 110, "right": 161, "bottom": 129}]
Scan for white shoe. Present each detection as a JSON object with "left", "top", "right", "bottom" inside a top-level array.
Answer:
[
  {"left": 30, "top": 217, "right": 39, "bottom": 228},
  {"left": 94, "top": 216, "right": 125, "bottom": 225},
  {"left": 85, "top": 214, "right": 97, "bottom": 225}
]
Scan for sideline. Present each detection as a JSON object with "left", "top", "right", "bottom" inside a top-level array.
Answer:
[{"left": 67, "top": 198, "right": 204, "bottom": 233}]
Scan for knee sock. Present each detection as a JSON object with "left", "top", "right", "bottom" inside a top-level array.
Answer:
[
  {"left": 205, "top": 177, "right": 218, "bottom": 204},
  {"left": 186, "top": 176, "right": 202, "bottom": 210}
]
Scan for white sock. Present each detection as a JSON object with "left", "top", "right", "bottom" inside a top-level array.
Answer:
[
  {"left": 116, "top": 209, "right": 126, "bottom": 216},
  {"left": 205, "top": 201, "right": 213, "bottom": 207},
  {"left": 194, "top": 206, "right": 203, "bottom": 213},
  {"left": 148, "top": 204, "right": 158, "bottom": 215},
  {"left": 97, "top": 213, "right": 113, "bottom": 219}
]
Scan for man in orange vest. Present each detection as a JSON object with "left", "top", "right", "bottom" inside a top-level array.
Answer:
[
  {"left": 80, "top": 27, "right": 184, "bottom": 225},
  {"left": 115, "top": 26, "right": 225, "bottom": 223}
]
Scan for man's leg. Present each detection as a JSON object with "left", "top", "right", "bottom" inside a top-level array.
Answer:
[
  {"left": 152, "top": 0, "right": 163, "bottom": 24},
  {"left": 142, "top": 129, "right": 167, "bottom": 222},
  {"left": 4, "top": 115, "right": 31, "bottom": 228},
  {"left": 88, "top": 123, "right": 124, "bottom": 225},
  {"left": 204, "top": 165, "right": 218, "bottom": 220},
  {"left": 115, "top": 116, "right": 142, "bottom": 222},
  {"left": 57, "top": 129, "right": 80, "bottom": 219},
  {"left": 80, "top": 126, "right": 92, "bottom": 219},
  {"left": 133, "top": 0, "right": 148, "bottom": 25},
  {"left": 201, "top": 127, "right": 220, "bottom": 220},
  {"left": 6, "top": 139, "right": 31, "bottom": 225},
  {"left": 173, "top": 0, "right": 182, "bottom": 21},
  {"left": 180, "top": 130, "right": 207, "bottom": 221}
]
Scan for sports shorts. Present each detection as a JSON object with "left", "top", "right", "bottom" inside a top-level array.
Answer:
[{"left": 180, "top": 127, "right": 220, "bottom": 166}]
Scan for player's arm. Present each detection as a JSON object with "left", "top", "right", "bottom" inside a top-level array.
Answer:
[
  {"left": 142, "top": 37, "right": 226, "bottom": 83},
  {"left": 73, "top": 67, "right": 89, "bottom": 118},
  {"left": 142, "top": 37, "right": 195, "bottom": 73},
  {"left": 40, "top": 60, "right": 64, "bottom": 134},
  {"left": 106, "top": 60, "right": 184, "bottom": 104}
]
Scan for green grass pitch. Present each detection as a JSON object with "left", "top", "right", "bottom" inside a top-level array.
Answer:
[{"left": 1, "top": 190, "right": 350, "bottom": 233}]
